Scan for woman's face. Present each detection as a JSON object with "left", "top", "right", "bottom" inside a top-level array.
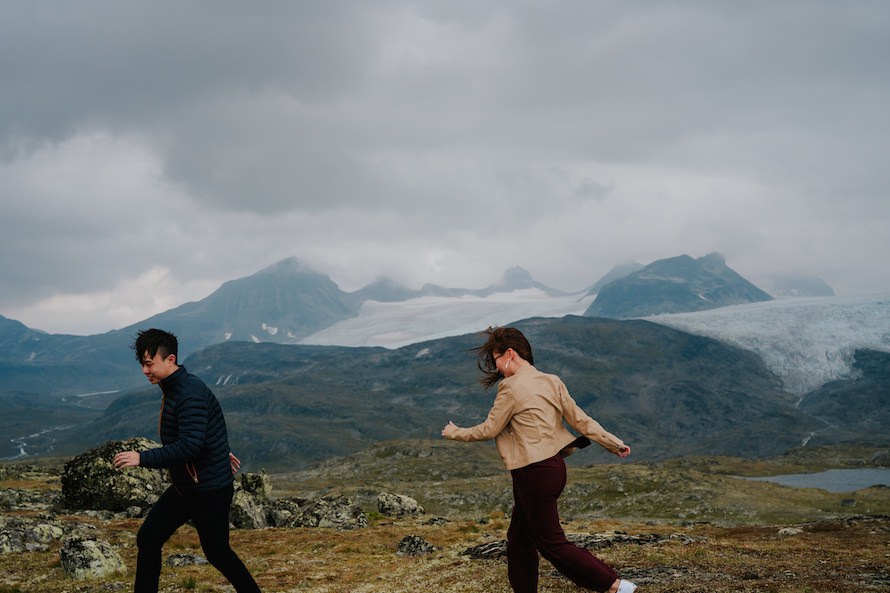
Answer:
[{"left": 493, "top": 348, "right": 514, "bottom": 378}]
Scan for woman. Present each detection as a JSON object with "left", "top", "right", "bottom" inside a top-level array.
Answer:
[{"left": 442, "top": 326, "right": 637, "bottom": 593}]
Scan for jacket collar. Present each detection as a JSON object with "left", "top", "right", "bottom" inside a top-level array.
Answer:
[{"left": 160, "top": 366, "right": 187, "bottom": 391}]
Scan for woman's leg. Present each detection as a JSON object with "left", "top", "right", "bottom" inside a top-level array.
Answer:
[
  {"left": 187, "top": 484, "right": 261, "bottom": 593},
  {"left": 134, "top": 486, "right": 190, "bottom": 593},
  {"left": 506, "top": 481, "right": 540, "bottom": 593},
  {"left": 512, "top": 455, "right": 618, "bottom": 592}
]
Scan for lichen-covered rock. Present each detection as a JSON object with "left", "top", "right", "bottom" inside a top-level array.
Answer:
[
  {"left": 240, "top": 471, "right": 272, "bottom": 500},
  {"left": 59, "top": 535, "right": 126, "bottom": 579},
  {"left": 266, "top": 497, "right": 307, "bottom": 528},
  {"left": 461, "top": 531, "right": 707, "bottom": 560},
  {"left": 0, "top": 487, "right": 57, "bottom": 511},
  {"left": 166, "top": 553, "right": 208, "bottom": 567},
  {"left": 396, "top": 534, "right": 436, "bottom": 556},
  {"left": 230, "top": 488, "right": 268, "bottom": 529},
  {"left": 0, "top": 516, "right": 65, "bottom": 554},
  {"left": 377, "top": 492, "right": 425, "bottom": 518},
  {"left": 296, "top": 495, "right": 368, "bottom": 530},
  {"left": 61, "top": 439, "right": 168, "bottom": 512}
]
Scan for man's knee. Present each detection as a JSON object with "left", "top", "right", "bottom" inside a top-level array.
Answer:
[
  {"left": 136, "top": 522, "right": 167, "bottom": 551},
  {"left": 202, "top": 543, "right": 236, "bottom": 567}
]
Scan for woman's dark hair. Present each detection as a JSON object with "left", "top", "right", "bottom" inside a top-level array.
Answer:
[
  {"left": 472, "top": 326, "right": 534, "bottom": 389},
  {"left": 132, "top": 328, "right": 179, "bottom": 363}
]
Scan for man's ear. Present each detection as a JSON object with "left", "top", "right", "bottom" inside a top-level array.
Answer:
[{"left": 167, "top": 354, "right": 177, "bottom": 365}]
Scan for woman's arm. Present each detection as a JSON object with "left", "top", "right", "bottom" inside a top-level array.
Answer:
[
  {"left": 442, "top": 383, "right": 514, "bottom": 442},
  {"left": 558, "top": 381, "right": 630, "bottom": 456}
]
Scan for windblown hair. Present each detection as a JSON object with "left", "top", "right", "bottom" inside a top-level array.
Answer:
[
  {"left": 472, "top": 326, "right": 534, "bottom": 389},
  {"left": 132, "top": 328, "right": 179, "bottom": 363}
]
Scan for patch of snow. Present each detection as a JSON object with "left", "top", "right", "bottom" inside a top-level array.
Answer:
[
  {"left": 250, "top": 335, "right": 261, "bottom": 343},
  {"left": 647, "top": 293, "right": 890, "bottom": 395},
  {"left": 262, "top": 323, "right": 279, "bottom": 336},
  {"left": 300, "top": 288, "right": 595, "bottom": 349},
  {"left": 224, "top": 332, "right": 232, "bottom": 340}
]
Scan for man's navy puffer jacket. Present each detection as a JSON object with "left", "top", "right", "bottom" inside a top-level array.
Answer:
[{"left": 139, "top": 366, "right": 234, "bottom": 493}]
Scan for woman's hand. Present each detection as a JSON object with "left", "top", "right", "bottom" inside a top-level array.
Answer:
[
  {"left": 113, "top": 451, "right": 140, "bottom": 469},
  {"left": 441, "top": 421, "right": 459, "bottom": 438},
  {"left": 615, "top": 445, "right": 631, "bottom": 458}
]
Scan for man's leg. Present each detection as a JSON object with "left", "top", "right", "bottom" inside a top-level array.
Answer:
[
  {"left": 134, "top": 486, "right": 190, "bottom": 593},
  {"left": 188, "top": 484, "right": 261, "bottom": 593}
]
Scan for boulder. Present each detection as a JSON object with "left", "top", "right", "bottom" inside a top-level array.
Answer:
[
  {"left": 59, "top": 535, "right": 126, "bottom": 579},
  {"left": 166, "top": 553, "right": 208, "bottom": 567},
  {"left": 0, "top": 516, "right": 65, "bottom": 554},
  {"left": 240, "top": 471, "right": 272, "bottom": 500},
  {"left": 0, "top": 488, "right": 57, "bottom": 512},
  {"left": 296, "top": 495, "right": 368, "bottom": 530},
  {"left": 61, "top": 439, "right": 168, "bottom": 512},
  {"left": 230, "top": 488, "right": 269, "bottom": 529},
  {"left": 396, "top": 535, "right": 436, "bottom": 556},
  {"left": 266, "top": 497, "right": 307, "bottom": 528},
  {"left": 377, "top": 492, "right": 425, "bottom": 518}
]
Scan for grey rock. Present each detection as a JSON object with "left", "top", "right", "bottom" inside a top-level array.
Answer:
[
  {"left": 396, "top": 534, "right": 436, "bottom": 556},
  {"left": 296, "top": 495, "right": 368, "bottom": 530},
  {"left": 377, "top": 492, "right": 425, "bottom": 518},
  {"left": 230, "top": 488, "right": 269, "bottom": 529},
  {"left": 240, "top": 471, "right": 272, "bottom": 499},
  {"left": 0, "top": 487, "right": 56, "bottom": 511},
  {"left": 59, "top": 535, "right": 127, "bottom": 579},
  {"left": 166, "top": 553, "right": 209, "bottom": 567},
  {"left": 0, "top": 516, "right": 65, "bottom": 554},
  {"left": 462, "top": 531, "right": 706, "bottom": 559},
  {"left": 266, "top": 497, "right": 307, "bottom": 528},
  {"left": 61, "top": 439, "right": 167, "bottom": 512}
]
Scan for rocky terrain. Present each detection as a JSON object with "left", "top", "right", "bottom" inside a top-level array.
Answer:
[{"left": 1, "top": 441, "right": 888, "bottom": 592}]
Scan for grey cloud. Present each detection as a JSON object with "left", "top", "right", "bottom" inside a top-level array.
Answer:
[{"left": 1, "top": 1, "right": 889, "bottom": 332}]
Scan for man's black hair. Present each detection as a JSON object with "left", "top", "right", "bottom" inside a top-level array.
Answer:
[{"left": 132, "top": 328, "right": 179, "bottom": 363}]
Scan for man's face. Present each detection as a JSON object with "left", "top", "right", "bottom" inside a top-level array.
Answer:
[{"left": 141, "top": 351, "right": 178, "bottom": 384}]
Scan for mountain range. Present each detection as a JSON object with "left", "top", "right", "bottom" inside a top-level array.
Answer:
[{"left": 2, "top": 252, "right": 887, "bottom": 469}]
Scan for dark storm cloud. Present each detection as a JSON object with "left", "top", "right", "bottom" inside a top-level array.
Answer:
[{"left": 0, "top": 1, "right": 888, "bottom": 333}]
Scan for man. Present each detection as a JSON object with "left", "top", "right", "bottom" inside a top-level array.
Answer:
[{"left": 113, "top": 329, "right": 262, "bottom": 593}]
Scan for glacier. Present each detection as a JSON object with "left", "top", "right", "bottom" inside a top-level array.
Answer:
[
  {"left": 646, "top": 293, "right": 890, "bottom": 396},
  {"left": 301, "top": 288, "right": 595, "bottom": 348},
  {"left": 301, "top": 289, "right": 890, "bottom": 396}
]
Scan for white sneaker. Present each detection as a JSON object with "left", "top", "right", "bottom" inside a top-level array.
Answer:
[{"left": 616, "top": 580, "right": 637, "bottom": 593}]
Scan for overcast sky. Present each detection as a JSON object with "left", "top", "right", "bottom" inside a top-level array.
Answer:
[{"left": 2, "top": 1, "right": 889, "bottom": 335}]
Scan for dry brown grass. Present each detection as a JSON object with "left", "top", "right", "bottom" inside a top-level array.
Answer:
[
  {"left": 2, "top": 446, "right": 889, "bottom": 593},
  {"left": 2, "top": 507, "right": 888, "bottom": 593}
]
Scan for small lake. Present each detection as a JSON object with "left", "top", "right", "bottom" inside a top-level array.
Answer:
[{"left": 742, "top": 468, "right": 890, "bottom": 493}]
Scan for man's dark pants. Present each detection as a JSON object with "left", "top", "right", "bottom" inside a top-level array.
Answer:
[{"left": 135, "top": 483, "right": 261, "bottom": 593}]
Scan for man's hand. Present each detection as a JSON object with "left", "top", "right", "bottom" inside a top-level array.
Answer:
[
  {"left": 113, "top": 451, "right": 140, "bottom": 469},
  {"left": 229, "top": 452, "right": 241, "bottom": 474}
]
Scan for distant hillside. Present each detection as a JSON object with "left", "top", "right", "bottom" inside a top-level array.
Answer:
[
  {"left": 48, "top": 316, "right": 832, "bottom": 471},
  {"left": 585, "top": 253, "right": 772, "bottom": 318},
  {"left": 798, "top": 349, "right": 890, "bottom": 445},
  {"left": 755, "top": 273, "right": 835, "bottom": 299},
  {"left": 584, "top": 261, "right": 645, "bottom": 294}
]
